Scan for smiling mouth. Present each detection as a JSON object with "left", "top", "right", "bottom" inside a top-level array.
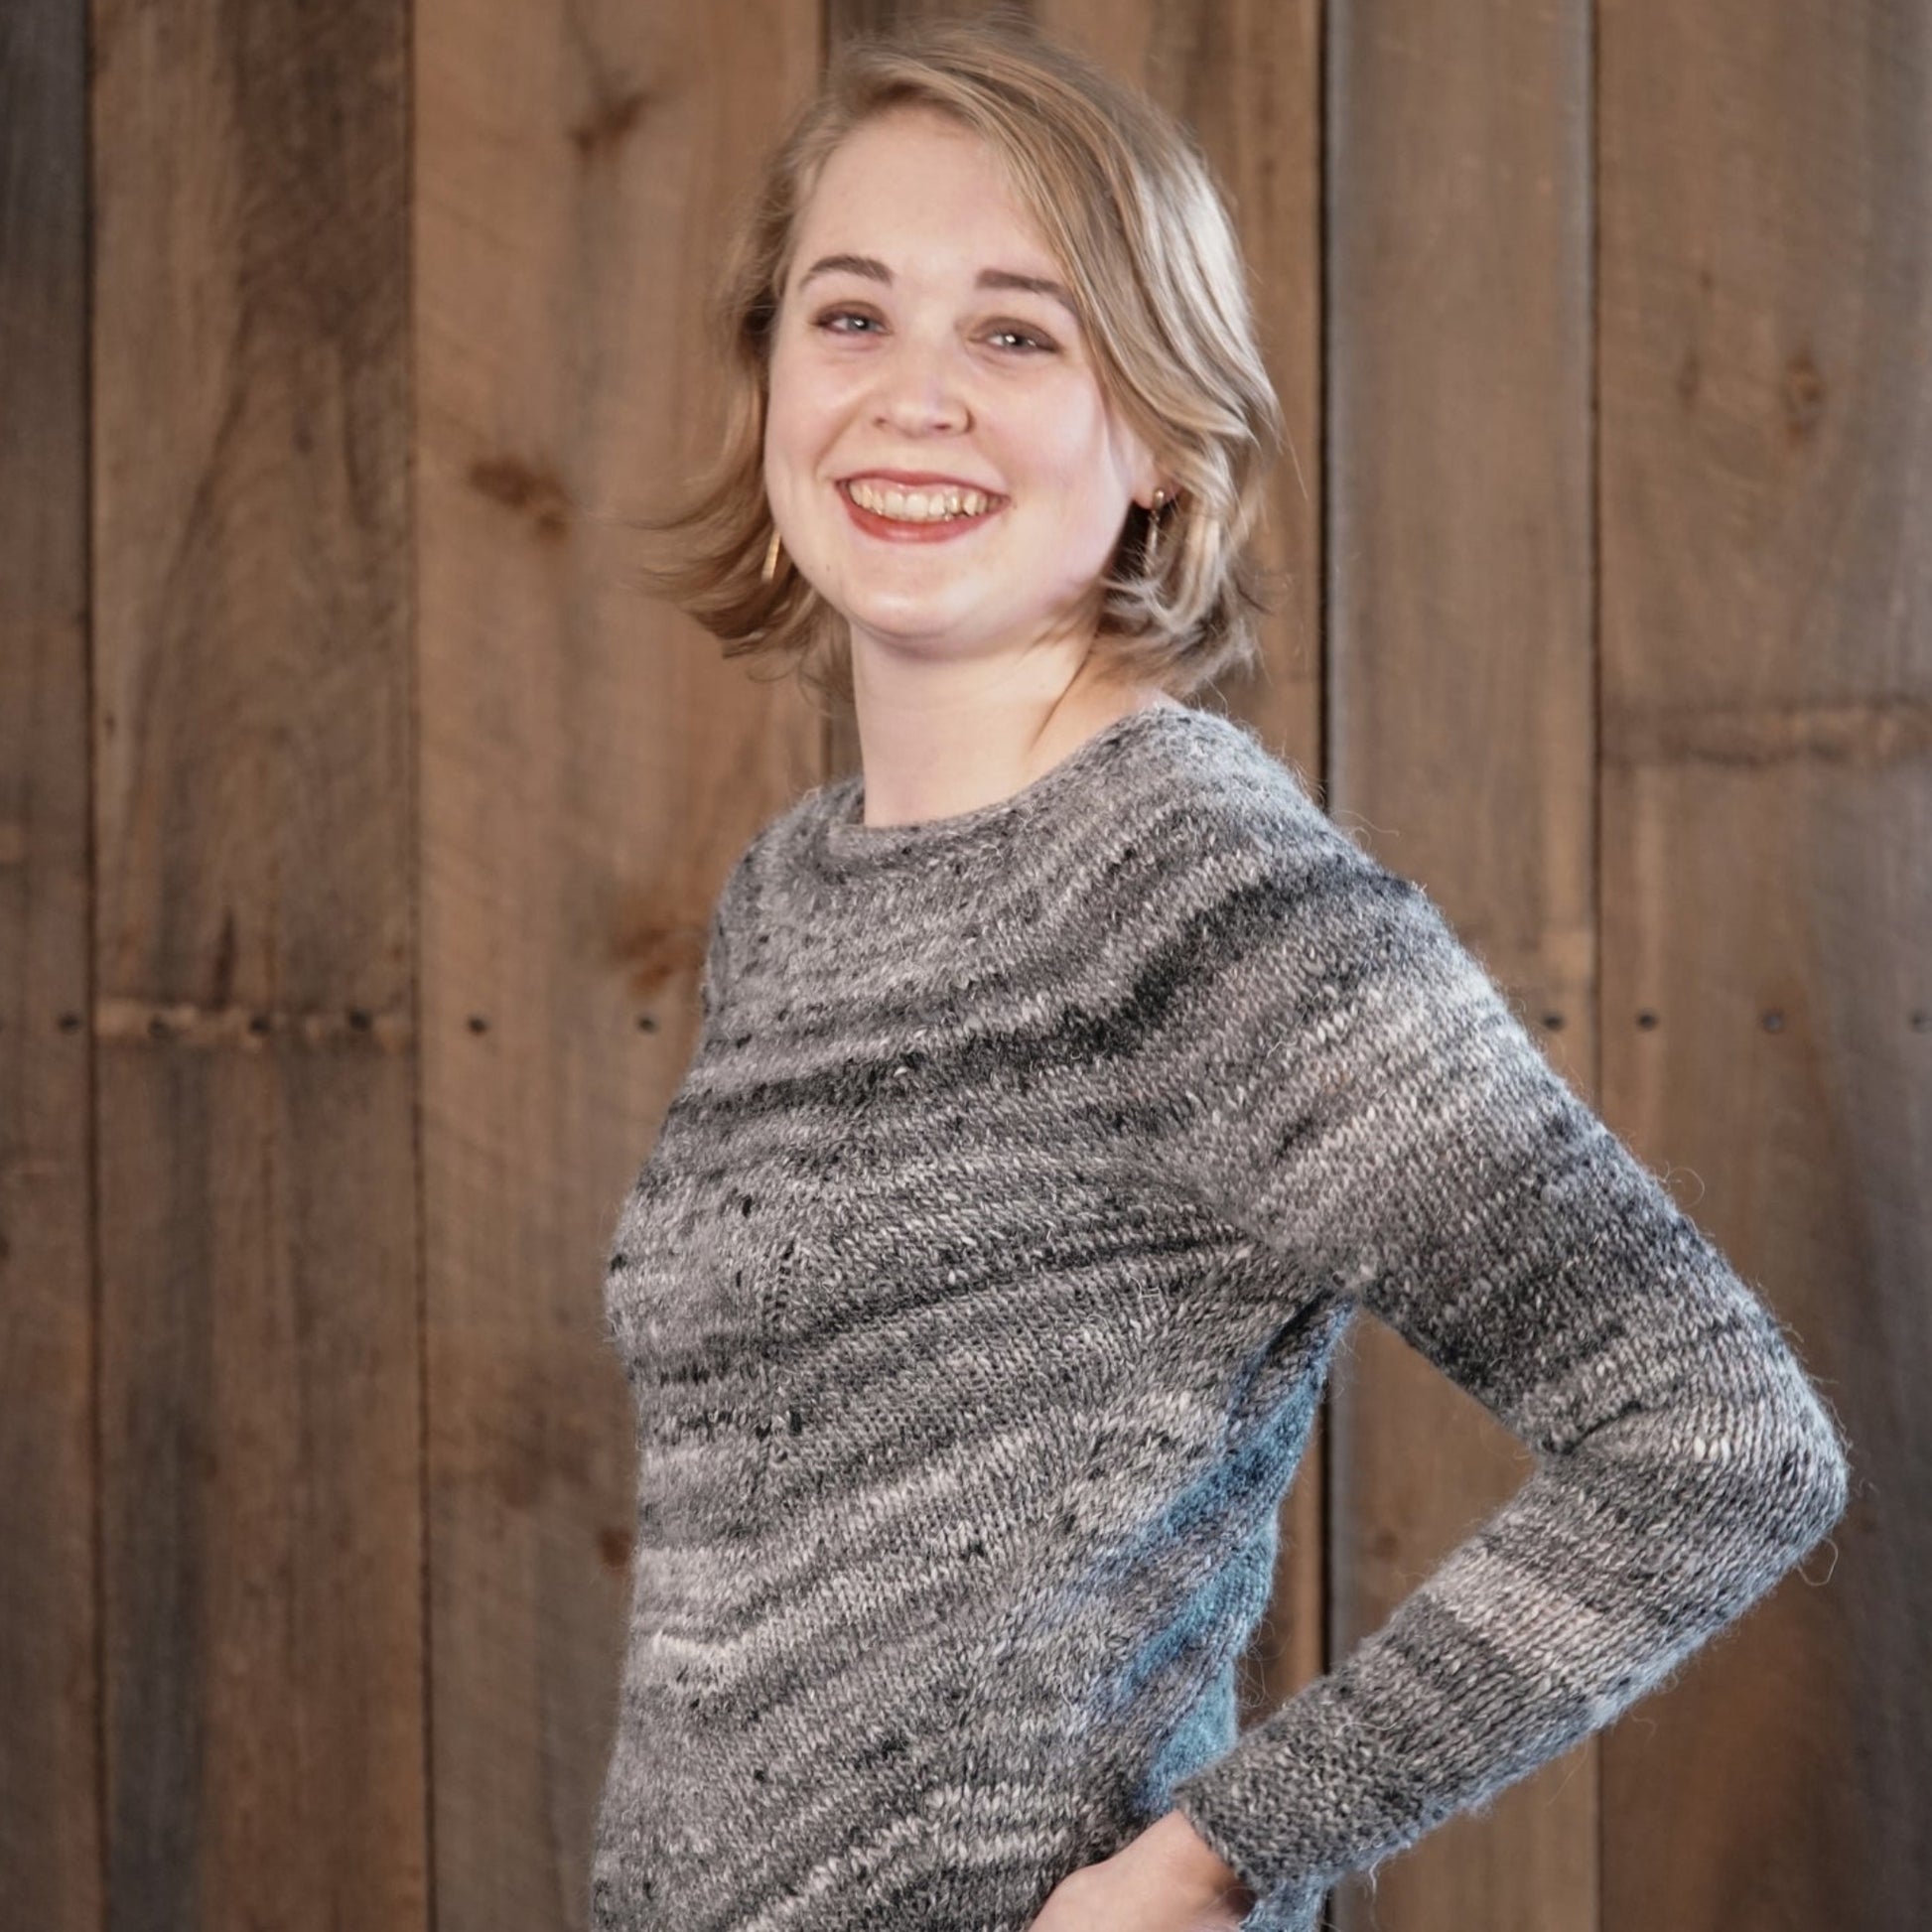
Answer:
[{"left": 839, "top": 479, "right": 1006, "bottom": 524}]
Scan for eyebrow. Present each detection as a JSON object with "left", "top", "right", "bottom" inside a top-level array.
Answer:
[{"left": 795, "top": 253, "right": 1079, "bottom": 320}]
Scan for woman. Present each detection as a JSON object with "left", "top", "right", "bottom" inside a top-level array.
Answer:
[{"left": 594, "top": 19, "right": 1851, "bottom": 1932}]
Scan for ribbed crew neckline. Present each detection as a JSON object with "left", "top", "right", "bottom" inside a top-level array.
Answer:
[{"left": 814, "top": 700, "right": 1209, "bottom": 877}]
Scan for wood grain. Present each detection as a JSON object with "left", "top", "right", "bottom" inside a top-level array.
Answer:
[
  {"left": 89, "top": 1, "right": 420, "bottom": 1926},
  {"left": 1325, "top": 3, "right": 1599, "bottom": 1930},
  {"left": 1597, "top": 3, "right": 1926, "bottom": 1926}
]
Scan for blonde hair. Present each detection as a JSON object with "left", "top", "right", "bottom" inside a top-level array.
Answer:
[{"left": 620, "top": 10, "right": 1287, "bottom": 711}]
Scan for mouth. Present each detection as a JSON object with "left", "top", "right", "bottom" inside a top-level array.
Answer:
[{"left": 836, "top": 477, "right": 1007, "bottom": 544}]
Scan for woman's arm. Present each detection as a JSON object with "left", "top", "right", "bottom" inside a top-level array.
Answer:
[{"left": 1119, "top": 801, "right": 1852, "bottom": 1924}]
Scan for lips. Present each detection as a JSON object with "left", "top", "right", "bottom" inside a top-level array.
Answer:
[{"left": 836, "top": 477, "right": 1005, "bottom": 545}]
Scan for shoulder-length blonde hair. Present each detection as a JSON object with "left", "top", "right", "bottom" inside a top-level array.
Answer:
[{"left": 623, "top": 10, "right": 1287, "bottom": 711}]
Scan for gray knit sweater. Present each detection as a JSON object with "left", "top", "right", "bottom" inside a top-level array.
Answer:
[{"left": 592, "top": 700, "right": 1850, "bottom": 1932}]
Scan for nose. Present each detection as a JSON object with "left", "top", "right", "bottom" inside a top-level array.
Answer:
[{"left": 869, "top": 333, "right": 971, "bottom": 436}]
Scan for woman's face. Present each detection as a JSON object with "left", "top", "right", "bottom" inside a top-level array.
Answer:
[{"left": 763, "top": 107, "right": 1163, "bottom": 678}]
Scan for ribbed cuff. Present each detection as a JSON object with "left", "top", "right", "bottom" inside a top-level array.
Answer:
[{"left": 1171, "top": 1783, "right": 1328, "bottom": 1932}]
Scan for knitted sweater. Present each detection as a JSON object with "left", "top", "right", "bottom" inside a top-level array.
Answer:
[{"left": 592, "top": 700, "right": 1850, "bottom": 1932}]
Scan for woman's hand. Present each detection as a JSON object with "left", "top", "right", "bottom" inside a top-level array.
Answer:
[{"left": 1025, "top": 1809, "right": 1257, "bottom": 1931}]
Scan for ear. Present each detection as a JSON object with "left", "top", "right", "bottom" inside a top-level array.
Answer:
[
  {"left": 1108, "top": 406, "right": 1164, "bottom": 510},
  {"left": 1132, "top": 454, "right": 1173, "bottom": 512}
]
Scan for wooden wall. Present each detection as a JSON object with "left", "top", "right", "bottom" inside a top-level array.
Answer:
[{"left": 2, "top": 1, "right": 1920, "bottom": 1929}]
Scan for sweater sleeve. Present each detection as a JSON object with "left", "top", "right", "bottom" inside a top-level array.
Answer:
[{"left": 1147, "top": 801, "right": 1852, "bottom": 1928}]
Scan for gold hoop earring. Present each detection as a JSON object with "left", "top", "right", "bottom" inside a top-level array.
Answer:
[{"left": 760, "top": 525, "right": 782, "bottom": 585}]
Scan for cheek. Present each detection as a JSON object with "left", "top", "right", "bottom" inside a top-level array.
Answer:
[
  {"left": 765, "top": 363, "right": 855, "bottom": 478},
  {"left": 1015, "top": 387, "right": 1115, "bottom": 487},
  {"left": 1030, "top": 419, "right": 1127, "bottom": 530},
  {"left": 764, "top": 337, "right": 818, "bottom": 433},
  {"left": 763, "top": 357, "right": 800, "bottom": 454}
]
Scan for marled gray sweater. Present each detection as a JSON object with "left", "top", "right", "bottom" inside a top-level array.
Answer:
[{"left": 592, "top": 700, "right": 1851, "bottom": 1932}]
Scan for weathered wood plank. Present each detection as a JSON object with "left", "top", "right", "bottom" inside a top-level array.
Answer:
[
  {"left": 90, "top": 1, "right": 420, "bottom": 1926},
  {"left": 1327, "top": 3, "right": 1599, "bottom": 1929},
  {"left": 1597, "top": 2, "right": 1926, "bottom": 1925}
]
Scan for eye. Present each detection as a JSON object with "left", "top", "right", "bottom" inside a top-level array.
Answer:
[
  {"left": 985, "top": 325, "right": 1056, "bottom": 355},
  {"left": 813, "top": 307, "right": 882, "bottom": 338}
]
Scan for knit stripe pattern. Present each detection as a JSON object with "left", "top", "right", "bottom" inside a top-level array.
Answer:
[{"left": 592, "top": 701, "right": 1850, "bottom": 1932}]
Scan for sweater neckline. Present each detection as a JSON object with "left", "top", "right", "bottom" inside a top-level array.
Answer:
[{"left": 814, "top": 699, "right": 1203, "bottom": 877}]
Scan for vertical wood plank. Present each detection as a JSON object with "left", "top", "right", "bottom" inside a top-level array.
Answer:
[
  {"left": 1326, "top": 4, "right": 1598, "bottom": 1931},
  {"left": 0, "top": 2, "right": 99, "bottom": 1926},
  {"left": 1597, "top": 3, "right": 1925, "bottom": 1926},
  {"left": 414, "top": 3, "right": 823, "bottom": 1924},
  {"left": 89, "top": 2, "right": 420, "bottom": 1927}
]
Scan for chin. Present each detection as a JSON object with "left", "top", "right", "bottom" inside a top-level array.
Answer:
[{"left": 842, "top": 594, "right": 989, "bottom": 642}]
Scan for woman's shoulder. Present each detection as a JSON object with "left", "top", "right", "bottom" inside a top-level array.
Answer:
[
  {"left": 1083, "top": 706, "right": 1470, "bottom": 1035},
  {"left": 1119, "top": 702, "right": 1399, "bottom": 895}
]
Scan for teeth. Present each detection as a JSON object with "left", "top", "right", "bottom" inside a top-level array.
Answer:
[{"left": 847, "top": 480, "right": 995, "bottom": 521}]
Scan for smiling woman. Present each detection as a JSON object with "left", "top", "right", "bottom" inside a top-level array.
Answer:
[
  {"left": 590, "top": 14, "right": 1853, "bottom": 1932},
  {"left": 614, "top": 13, "right": 1286, "bottom": 716}
]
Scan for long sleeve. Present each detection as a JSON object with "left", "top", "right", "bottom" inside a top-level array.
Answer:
[{"left": 1147, "top": 799, "right": 1853, "bottom": 1927}]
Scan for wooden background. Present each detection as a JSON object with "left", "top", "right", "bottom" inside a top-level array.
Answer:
[{"left": 2, "top": 0, "right": 1923, "bottom": 1928}]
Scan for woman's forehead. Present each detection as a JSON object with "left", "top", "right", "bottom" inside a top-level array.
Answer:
[{"left": 791, "top": 121, "right": 1071, "bottom": 291}]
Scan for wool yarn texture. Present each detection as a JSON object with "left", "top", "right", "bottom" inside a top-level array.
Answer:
[{"left": 592, "top": 701, "right": 1851, "bottom": 1932}]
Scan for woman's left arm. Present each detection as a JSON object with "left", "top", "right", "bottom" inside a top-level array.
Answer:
[{"left": 1100, "top": 806, "right": 1853, "bottom": 1928}]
